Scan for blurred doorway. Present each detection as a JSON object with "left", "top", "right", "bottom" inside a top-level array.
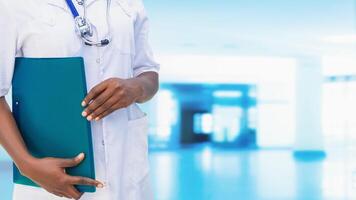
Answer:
[{"left": 149, "top": 84, "right": 257, "bottom": 149}]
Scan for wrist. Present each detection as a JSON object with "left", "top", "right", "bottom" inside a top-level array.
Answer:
[
  {"left": 128, "top": 78, "right": 145, "bottom": 103},
  {"left": 16, "top": 155, "right": 38, "bottom": 176}
]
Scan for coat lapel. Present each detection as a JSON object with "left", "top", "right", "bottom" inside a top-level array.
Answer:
[
  {"left": 115, "top": 0, "right": 132, "bottom": 17},
  {"left": 47, "top": 0, "right": 69, "bottom": 12},
  {"left": 47, "top": 0, "right": 131, "bottom": 16}
]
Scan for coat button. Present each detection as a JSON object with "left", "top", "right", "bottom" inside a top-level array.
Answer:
[{"left": 96, "top": 58, "right": 101, "bottom": 64}]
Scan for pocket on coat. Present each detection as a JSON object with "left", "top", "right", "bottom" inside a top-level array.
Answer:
[{"left": 126, "top": 114, "right": 150, "bottom": 185}]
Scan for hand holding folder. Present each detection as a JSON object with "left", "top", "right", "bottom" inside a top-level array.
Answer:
[{"left": 12, "top": 57, "right": 96, "bottom": 193}]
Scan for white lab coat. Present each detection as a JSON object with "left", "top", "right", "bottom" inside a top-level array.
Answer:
[{"left": 0, "top": 0, "right": 159, "bottom": 199}]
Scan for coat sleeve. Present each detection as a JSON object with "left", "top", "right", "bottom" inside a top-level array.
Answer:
[
  {"left": 0, "top": 1, "right": 18, "bottom": 97},
  {"left": 131, "top": 0, "right": 160, "bottom": 78}
]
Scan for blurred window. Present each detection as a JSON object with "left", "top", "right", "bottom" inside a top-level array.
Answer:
[{"left": 193, "top": 113, "right": 213, "bottom": 134}]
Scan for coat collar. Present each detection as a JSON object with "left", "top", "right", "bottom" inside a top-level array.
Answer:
[
  {"left": 47, "top": 0, "right": 97, "bottom": 11},
  {"left": 47, "top": 0, "right": 67, "bottom": 10},
  {"left": 47, "top": 0, "right": 131, "bottom": 16}
]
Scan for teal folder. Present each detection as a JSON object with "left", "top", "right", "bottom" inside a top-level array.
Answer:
[{"left": 12, "top": 57, "right": 96, "bottom": 193}]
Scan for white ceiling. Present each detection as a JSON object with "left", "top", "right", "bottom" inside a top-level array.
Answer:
[{"left": 145, "top": 0, "right": 356, "bottom": 57}]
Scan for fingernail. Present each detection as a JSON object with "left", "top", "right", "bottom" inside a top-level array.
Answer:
[
  {"left": 81, "top": 101, "right": 86, "bottom": 107},
  {"left": 82, "top": 111, "right": 87, "bottom": 117},
  {"left": 97, "top": 183, "right": 104, "bottom": 188},
  {"left": 87, "top": 115, "right": 93, "bottom": 121},
  {"left": 95, "top": 117, "right": 100, "bottom": 121},
  {"left": 78, "top": 153, "right": 85, "bottom": 159}
]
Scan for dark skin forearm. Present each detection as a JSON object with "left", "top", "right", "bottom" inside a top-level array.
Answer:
[
  {"left": 82, "top": 71, "right": 159, "bottom": 121},
  {"left": 133, "top": 71, "right": 159, "bottom": 104},
  {"left": 0, "top": 97, "right": 33, "bottom": 168}
]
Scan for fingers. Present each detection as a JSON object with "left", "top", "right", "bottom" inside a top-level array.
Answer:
[
  {"left": 95, "top": 101, "right": 122, "bottom": 121},
  {"left": 59, "top": 153, "right": 85, "bottom": 168},
  {"left": 86, "top": 96, "right": 119, "bottom": 121},
  {"left": 95, "top": 109, "right": 115, "bottom": 121},
  {"left": 82, "top": 78, "right": 136, "bottom": 121},
  {"left": 82, "top": 81, "right": 108, "bottom": 107},
  {"left": 69, "top": 176, "right": 104, "bottom": 188},
  {"left": 52, "top": 176, "right": 99, "bottom": 200},
  {"left": 67, "top": 186, "right": 83, "bottom": 200},
  {"left": 48, "top": 189, "right": 72, "bottom": 199},
  {"left": 62, "top": 176, "right": 103, "bottom": 199},
  {"left": 82, "top": 88, "right": 115, "bottom": 120},
  {"left": 51, "top": 191, "right": 66, "bottom": 198}
]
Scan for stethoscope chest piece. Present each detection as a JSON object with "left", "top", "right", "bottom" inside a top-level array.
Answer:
[
  {"left": 65, "top": 0, "right": 112, "bottom": 47},
  {"left": 75, "top": 16, "right": 93, "bottom": 38}
]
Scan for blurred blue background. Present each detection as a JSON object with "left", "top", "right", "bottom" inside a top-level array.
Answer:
[{"left": 2, "top": 0, "right": 356, "bottom": 199}]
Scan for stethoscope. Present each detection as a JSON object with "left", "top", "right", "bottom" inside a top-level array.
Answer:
[{"left": 64, "top": 0, "right": 112, "bottom": 47}]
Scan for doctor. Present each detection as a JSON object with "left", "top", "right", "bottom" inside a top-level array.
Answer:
[{"left": 0, "top": 0, "right": 159, "bottom": 199}]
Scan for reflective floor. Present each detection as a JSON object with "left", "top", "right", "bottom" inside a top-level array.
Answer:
[{"left": 0, "top": 145, "right": 353, "bottom": 200}]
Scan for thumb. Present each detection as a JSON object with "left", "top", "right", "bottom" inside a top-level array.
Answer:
[{"left": 60, "top": 153, "right": 85, "bottom": 168}]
